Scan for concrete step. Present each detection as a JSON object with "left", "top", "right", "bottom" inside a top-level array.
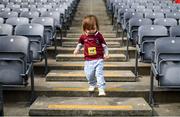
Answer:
[
  {"left": 67, "top": 29, "right": 115, "bottom": 33},
  {"left": 61, "top": 37, "right": 125, "bottom": 42},
  {"left": 69, "top": 26, "right": 113, "bottom": 31},
  {"left": 72, "top": 21, "right": 111, "bottom": 26},
  {"left": 5, "top": 77, "right": 180, "bottom": 103},
  {"left": 67, "top": 33, "right": 116, "bottom": 38},
  {"left": 62, "top": 41, "right": 120, "bottom": 48},
  {"left": 34, "top": 60, "right": 150, "bottom": 75},
  {"left": 56, "top": 54, "right": 126, "bottom": 62},
  {"left": 73, "top": 17, "right": 110, "bottom": 21},
  {"left": 47, "top": 47, "right": 136, "bottom": 58},
  {"left": 29, "top": 97, "right": 152, "bottom": 116},
  {"left": 46, "top": 70, "right": 135, "bottom": 82}
]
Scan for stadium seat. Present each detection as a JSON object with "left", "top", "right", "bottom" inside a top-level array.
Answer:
[
  {"left": 0, "top": 17, "right": 4, "bottom": 23},
  {"left": 15, "top": 24, "right": 48, "bottom": 74},
  {"left": 20, "top": 11, "right": 40, "bottom": 21},
  {"left": 126, "top": 18, "right": 152, "bottom": 62},
  {"left": 0, "top": 11, "right": 18, "bottom": 21},
  {"left": 0, "top": 35, "right": 35, "bottom": 102},
  {"left": 145, "top": 12, "right": 165, "bottom": 21},
  {"left": 31, "top": 17, "right": 57, "bottom": 53},
  {"left": 170, "top": 26, "right": 180, "bottom": 37},
  {"left": 135, "top": 25, "right": 168, "bottom": 77},
  {"left": 0, "top": 24, "right": 13, "bottom": 36},
  {"left": 149, "top": 37, "right": 180, "bottom": 106}
]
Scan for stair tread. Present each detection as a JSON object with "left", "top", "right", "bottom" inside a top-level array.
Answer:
[
  {"left": 56, "top": 54, "right": 125, "bottom": 57},
  {"left": 29, "top": 97, "right": 152, "bottom": 116},
  {"left": 47, "top": 70, "right": 134, "bottom": 77}
]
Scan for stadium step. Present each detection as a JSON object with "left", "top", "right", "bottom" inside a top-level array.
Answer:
[
  {"left": 56, "top": 54, "right": 126, "bottom": 62},
  {"left": 46, "top": 70, "right": 135, "bottom": 82},
  {"left": 61, "top": 37, "right": 125, "bottom": 42},
  {"left": 66, "top": 33, "right": 116, "bottom": 38},
  {"left": 29, "top": 97, "right": 152, "bottom": 116},
  {"left": 34, "top": 60, "right": 150, "bottom": 76},
  {"left": 47, "top": 47, "right": 136, "bottom": 58}
]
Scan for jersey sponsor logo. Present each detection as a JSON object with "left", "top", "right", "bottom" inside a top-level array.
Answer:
[{"left": 88, "top": 47, "right": 97, "bottom": 55}]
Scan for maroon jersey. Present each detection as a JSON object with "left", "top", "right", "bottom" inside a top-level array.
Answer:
[{"left": 78, "top": 31, "right": 106, "bottom": 60}]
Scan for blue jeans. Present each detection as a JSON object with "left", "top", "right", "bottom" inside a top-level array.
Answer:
[{"left": 84, "top": 59, "right": 106, "bottom": 89}]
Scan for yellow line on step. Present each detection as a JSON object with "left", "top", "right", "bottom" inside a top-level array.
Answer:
[
  {"left": 48, "top": 104, "right": 133, "bottom": 110},
  {"left": 52, "top": 87, "right": 126, "bottom": 91}
]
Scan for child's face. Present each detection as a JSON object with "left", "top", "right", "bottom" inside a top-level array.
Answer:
[{"left": 85, "top": 25, "right": 97, "bottom": 35}]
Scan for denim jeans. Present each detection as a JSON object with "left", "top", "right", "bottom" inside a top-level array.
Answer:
[{"left": 84, "top": 59, "right": 106, "bottom": 89}]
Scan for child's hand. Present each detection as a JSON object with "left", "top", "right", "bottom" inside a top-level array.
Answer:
[
  {"left": 104, "top": 54, "right": 110, "bottom": 60},
  {"left": 73, "top": 50, "right": 79, "bottom": 56}
]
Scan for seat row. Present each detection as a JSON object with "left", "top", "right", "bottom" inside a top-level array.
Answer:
[{"left": 106, "top": 0, "right": 180, "bottom": 106}]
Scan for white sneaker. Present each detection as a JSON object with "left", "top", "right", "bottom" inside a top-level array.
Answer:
[
  {"left": 98, "top": 88, "right": 106, "bottom": 96},
  {"left": 88, "top": 85, "right": 96, "bottom": 92}
]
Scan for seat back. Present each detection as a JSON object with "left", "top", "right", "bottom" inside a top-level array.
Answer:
[
  {"left": 0, "top": 36, "right": 29, "bottom": 85},
  {"left": 138, "top": 25, "right": 168, "bottom": 62},
  {"left": 0, "top": 11, "right": 18, "bottom": 20},
  {"left": 20, "top": 11, "right": 40, "bottom": 20},
  {"left": 15, "top": 24, "right": 44, "bottom": 61},
  {"left": 0, "top": 24, "right": 13, "bottom": 36},
  {"left": 128, "top": 18, "right": 152, "bottom": 43},
  {"left": 31, "top": 17, "right": 55, "bottom": 45},
  {"left": 154, "top": 18, "right": 177, "bottom": 32},
  {"left": 6, "top": 17, "right": 29, "bottom": 27},
  {"left": 145, "top": 12, "right": 164, "bottom": 21},
  {"left": 155, "top": 37, "right": 180, "bottom": 87},
  {"left": 170, "top": 26, "right": 180, "bottom": 37}
]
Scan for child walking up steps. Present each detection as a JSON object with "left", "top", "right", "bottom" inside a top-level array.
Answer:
[{"left": 73, "top": 15, "right": 109, "bottom": 96}]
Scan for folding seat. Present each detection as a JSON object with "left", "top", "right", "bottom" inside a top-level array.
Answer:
[
  {"left": 135, "top": 25, "right": 168, "bottom": 77},
  {"left": 126, "top": 18, "right": 152, "bottom": 62},
  {"left": 0, "top": 4, "right": 5, "bottom": 8},
  {"left": 30, "top": 8, "right": 47, "bottom": 14},
  {"left": 6, "top": 4, "right": 20, "bottom": 9},
  {"left": 165, "top": 12, "right": 180, "bottom": 23},
  {"left": 154, "top": 18, "right": 177, "bottom": 33},
  {"left": 122, "top": 12, "right": 144, "bottom": 45},
  {"left": 169, "top": 26, "right": 180, "bottom": 37},
  {"left": 0, "top": 11, "right": 18, "bottom": 21},
  {"left": 136, "top": 8, "right": 153, "bottom": 13},
  {"left": 154, "top": 8, "right": 171, "bottom": 13},
  {"left": 9, "top": 0, "right": 21, "bottom": 3},
  {"left": 41, "top": 11, "right": 61, "bottom": 29},
  {"left": 149, "top": 37, "right": 180, "bottom": 106},
  {"left": 37, "top": 4, "right": 52, "bottom": 10},
  {"left": 12, "top": 8, "right": 29, "bottom": 13},
  {"left": 35, "top": 0, "right": 47, "bottom": 3},
  {"left": 31, "top": 17, "right": 57, "bottom": 52},
  {"left": 0, "top": 8, "right": 11, "bottom": 12},
  {"left": 20, "top": 11, "right": 40, "bottom": 21},
  {"left": 0, "top": 35, "right": 35, "bottom": 102},
  {"left": 15, "top": 24, "right": 48, "bottom": 74},
  {"left": 0, "top": 24, "right": 13, "bottom": 36},
  {"left": 0, "top": 0, "right": 9, "bottom": 4},
  {"left": 22, "top": 4, "right": 36, "bottom": 9},
  {"left": 6, "top": 17, "right": 29, "bottom": 33},
  {"left": 21, "top": 0, "right": 34, "bottom": 2},
  {"left": 0, "top": 18, "right": 4, "bottom": 23},
  {"left": 147, "top": 5, "right": 161, "bottom": 11},
  {"left": 145, "top": 12, "right": 164, "bottom": 21}
]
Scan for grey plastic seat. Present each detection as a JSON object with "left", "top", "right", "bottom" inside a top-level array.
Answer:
[
  {"left": 165, "top": 12, "right": 180, "bottom": 22},
  {"left": 41, "top": 11, "right": 61, "bottom": 29},
  {"left": 31, "top": 17, "right": 56, "bottom": 47},
  {"left": 30, "top": 8, "right": 47, "bottom": 14},
  {"left": 0, "top": 18, "right": 4, "bottom": 23},
  {"left": 135, "top": 25, "right": 168, "bottom": 78},
  {"left": 149, "top": 37, "right": 180, "bottom": 106},
  {"left": 20, "top": 11, "right": 40, "bottom": 20},
  {"left": 0, "top": 11, "right": 18, "bottom": 21},
  {"left": 170, "top": 26, "right": 180, "bottom": 37},
  {"left": 12, "top": 8, "right": 29, "bottom": 13},
  {"left": 15, "top": 24, "right": 48, "bottom": 74},
  {"left": 137, "top": 25, "right": 168, "bottom": 62},
  {"left": 0, "top": 35, "right": 34, "bottom": 102},
  {"left": 145, "top": 12, "right": 164, "bottom": 21},
  {"left": 154, "top": 18, "right": 177, "bottom": 33},
  {"left": 0, "top": 24, "right": 13, "bottom": 36},
  {"left": 6, "top": 4, "right": 20, "bottom": 9},
  {"left": 6, "top": 17, "right": 29, "bottom": 33},
  {"left": 0, "top": 8, "right": 10, "bottom": 12},
  {"left": 21, "top": 4, "right": 36, "bottom": 9},
  {"left": 126, "top": 18, "right": 152, "bottom": 65}
]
